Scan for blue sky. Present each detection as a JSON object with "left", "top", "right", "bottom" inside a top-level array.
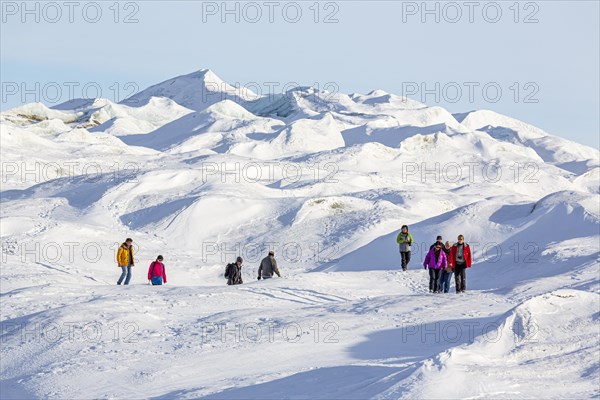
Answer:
[{"left": 1, "top": 1, "right": 598, "bottom": 147}]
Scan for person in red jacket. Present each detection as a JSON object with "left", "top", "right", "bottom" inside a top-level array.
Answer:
[
  {"left": 148, "top": 255, "right": 167, "bottom": 285},
  {"left": 449, "top": 235, "right": 472, "bottom": 293}
]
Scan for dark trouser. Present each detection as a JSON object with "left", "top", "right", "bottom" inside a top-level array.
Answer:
[
  {"left": 428, "top": 268, "right": 441, "bottom": 292},
  {"left": 400, "top": 251, "right": 411, "bottom": 270},
  {"left": 439, "top": 270, "right": 453, "bottom": 293},
  {"left": 454, "top": 264, "right": 466, "bottom": 292},
  {"left": 118, "top": 265, "right": 132, "bottom": 285}
]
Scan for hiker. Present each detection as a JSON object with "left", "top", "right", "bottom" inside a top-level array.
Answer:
[
  {"left": 225, "top": 256, "right": 244, "bottom": 285},
  {"left": 423, "top": 241, "right": 447, "bottom": 293},
  {"left": 449, "top": 234, "right": 472, "bottom": 293},
  {"left": 148, "top": 255, "right": 167, "bottom": 285},
  {"left": 396, "top": 225, "right": 414, "bottom": 271},
  {"left": 429, "top": 235, "right": 444, "bottom": 250},
  {"left": 116, "top": 238, "right": 134, "bottom": 285},
  {"left": 439, "top": 241, "right": 453, "bottom": 293},
  {"left": 258, "top": 250, "right": 281, "bottom": 280}
]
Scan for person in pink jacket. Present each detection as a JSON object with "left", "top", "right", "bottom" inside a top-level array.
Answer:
[
  {"left": 423, "top": 242, "right": 447, "bottom": 293},
  {"left": 148, "top": 255, "right": 167, "bottom": 285}
]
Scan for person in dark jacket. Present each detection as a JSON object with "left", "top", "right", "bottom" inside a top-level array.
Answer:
[
  {"left": 449, "top": 235, "right": 472, "bottom": 293},
  {"left": 396, "top": 225, "right": 414, "bottom": 271},
  {"left": 429, "top": 235, "right": 444, "bottom": 250},
  {"left": 258, "top": 251, "right": 281, "bottom": 280},
  {"left": 148, "top": 255, "right": 167, "bottom": 285},
  {"left": 439, "top": 241, "right": 453, "bottom": 293},
  {"left": 225, "top": 256, "right": 244, "bottom": 285}
]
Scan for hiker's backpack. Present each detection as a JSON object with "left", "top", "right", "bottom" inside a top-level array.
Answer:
[{"left": 224, "top": 263, "right": 235, "bottom": 279}]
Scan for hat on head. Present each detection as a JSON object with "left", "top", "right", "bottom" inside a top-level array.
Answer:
[
  {"left": 268, "top": 250, "right": 274, "bottom": 256},
  {"left": 236, "top": 256, "right": 243, "bottom": 263},
  {"left": 436, "top": 235, "right": 442, "bottom": 241},
  {"left": 157, "top": 255, "right": 163, "bottom": 260}
]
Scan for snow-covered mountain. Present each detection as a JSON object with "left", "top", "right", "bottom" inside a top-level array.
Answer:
[{"left": 1, "top": 69, "right": 598, "bottom": 399}]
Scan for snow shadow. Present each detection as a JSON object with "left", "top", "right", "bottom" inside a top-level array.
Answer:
[
  {"left": 120, "top": 196, "right": 200, "bottom": 229},
  {"left": 120, "top": 111, "right": 212, "bottom": 151},
  {"left": 349, "top": 315, "right": 500, "bottom": 362},
  {"left": 0, "top": 173, "right": 136, "bottom": 209},
  {"left": 472, "top": 201, "right": 600, "bottom": 294},
  {"left": 196, "top": 365, "right": 415, "bottom": 400},
  {"left": 0, "top": 378, "right": 37, "bottom": 400},
  {"left": 342, "top": 122, "right": 451, "bottom": 148},
  {"left": 192, "top": 316, "right": 503, "bottom": 399}
]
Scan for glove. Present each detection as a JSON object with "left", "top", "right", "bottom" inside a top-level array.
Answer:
[{"left": 423, "top": 266, "right": 426, "bottom": 270}]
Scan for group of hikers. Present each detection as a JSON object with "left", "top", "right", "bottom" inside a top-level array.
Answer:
[
  {"left": 396, "top": 225, "right": 473, "bottom": 293},
  {"left": 115, "top": 238, "right": 280, "bottom": 286},
  {"left": 116, "top": 238, "right": 167, "bottom": 286},
  {"left": 115, "top": 225, "right": 472, "bottom": 293},
  {"left": 223, "top": 250, "right": 281, "bottom": 285}
]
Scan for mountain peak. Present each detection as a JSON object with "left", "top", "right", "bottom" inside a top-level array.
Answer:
[
  {"left": 121, "top": 68, "right": 255, "bottom": 112},
  {"left": 187, "top": 68, "right": 222, "bottom": 82}
]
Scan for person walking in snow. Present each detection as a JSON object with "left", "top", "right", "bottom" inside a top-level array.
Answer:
[
  {"left": 225, "top": 256, "right": 244, "bottom": 285},
  {"left": 439, "top": 241, "right": 453, "bottom": 293},
  {"left": 148, "top": 255, "right": 167, "bottom": 285},
  {"left": 449, "top": 234, "right": 472, "bottom": 293},
  {"left": 423, "top": 241, "right": 447, "bottom": 293},
  {"left": 396, "top": 225, "right": 414, "bottom": 271},
  {"left": 258, "top": 250, "right": 281, "bottom": 280},
  {"left": 116, "top": 238, "right": 134, "bottom": 285},
  {"left": 429, "top": 235, "right": 444, "bottom": 250}
]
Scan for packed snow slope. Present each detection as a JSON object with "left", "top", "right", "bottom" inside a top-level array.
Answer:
[{"left": 1, "top": 69, "right": 599, "bottom": 399}]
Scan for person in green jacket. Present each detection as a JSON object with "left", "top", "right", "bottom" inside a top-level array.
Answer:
[{"left": 396, "top": 225, "right": 414, "bottom": 271}]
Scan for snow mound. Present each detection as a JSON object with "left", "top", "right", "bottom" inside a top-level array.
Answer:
[
  {"left": 407, "top": 289, "right": 600, "bottom": 399},
  {"left": 87, "top": 96, "right": 193, "bottom": 135},
  {"left": 351, "top": 89, "right": 426, "bottom": 110},
  {"left": 458, "top": 109, "right": 547, "bottom": 140},
  {"left": 2, "top": 102, "right": 82, "bottom": 124},
  {"left": 267, "top": 113, "right": 345, "bottom": 156},
  {"left": 120, "top": 100, "right": 280, "bottom": 152},
  {"left": 459, "top": 110, "right": 599, "bottom": 174},
  {"left": 244, "top": 86, "right": 357, "bottom": 122}
]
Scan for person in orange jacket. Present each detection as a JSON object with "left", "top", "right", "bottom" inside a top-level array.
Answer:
[
  {"left": 116, "top": 238, "right": 134, "bottom": 285},
  {"left": 448, "top": 234, "right": 472, "bottom": 293}
]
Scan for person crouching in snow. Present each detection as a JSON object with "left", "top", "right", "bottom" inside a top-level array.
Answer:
[
  {"left": 396, "top": 225, "right": 413, "bottom": 271},
  {"left": 148, "top": 255, "right": 167, "bottom": 285},
  {"left": 423, "top": 241, "right": 447, "bottom": 293}
]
